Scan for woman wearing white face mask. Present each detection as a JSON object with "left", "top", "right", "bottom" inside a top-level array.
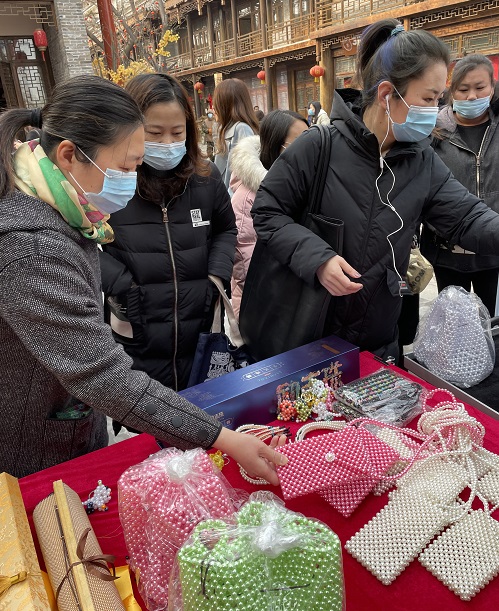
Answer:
[
  {"left": 240, "top": 20, "right": 499, "bottom": 363},
  {"left": 100, "top": 73, "right": 237, "bottom": 397},
  {"left": 421, "top": 54, "right": 499, "bottom": 316},
  {"left": 0, "top": 75, "right": 287, "bottom": 485}
]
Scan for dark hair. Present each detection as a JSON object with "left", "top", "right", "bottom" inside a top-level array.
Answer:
[
  {"left": 259, "top": 110, "right": 307, "bottom": 170},
  {"left": 356, "top": 19, "right": 450, "bottom": 108},
  {"left": 0, "top": 75, "right": 143, "bottom": 198},
  {"left": 309, "top": 101, "right": 322, "bottom": 124},
  {"left": 213, "top": 79, "right": 259, "bottom": 156},
  {"left": 450, "top": 54, "right": 494, "bottom": 93},
  {"left": 125, "top": 73, "right": 208, "bottom": 202}
]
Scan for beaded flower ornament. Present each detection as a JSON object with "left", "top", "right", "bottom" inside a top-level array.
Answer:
[
  {"left": 170, "top": 491, "right": 344, "bottom": 611},
  {"left": 118, "top": 448, "right": 245, "bottom": 611},
  {"left": 82, "top": 480, "right": 111, "bottom": 514}
]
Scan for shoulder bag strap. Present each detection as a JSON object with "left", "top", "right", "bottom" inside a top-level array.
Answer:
[
  {"left": 208, "top": 274, "right": 244, "bottom": 347},
  {"left": 309, "top": 124, "right": 333, "bottom": 215}
]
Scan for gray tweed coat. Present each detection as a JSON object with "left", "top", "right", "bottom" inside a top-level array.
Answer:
[{"left": 0, "top": 191, "right": 222, "bottom": 478}]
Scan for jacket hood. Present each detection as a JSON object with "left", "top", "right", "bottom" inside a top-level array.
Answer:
[
  {"left": 330, "top": 89, "right": 431, "bottom": 160},
  {"left": 437, "top": 103, "right": 497, "bottom": 135},
  {"left": 229, "top": 135, "right": 267, "bottom": 193}
]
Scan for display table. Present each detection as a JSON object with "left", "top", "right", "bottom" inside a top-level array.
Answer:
[{"left": 19, "top": 352, "right": 499, "bottom": 611}]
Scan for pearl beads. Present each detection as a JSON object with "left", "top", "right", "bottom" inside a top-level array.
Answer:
[
  {"left": 174, "top": 493, "right": 344, "bottom": 611},
  {"left": 118, "top": 448, "right": 240, "bottom": 611}
]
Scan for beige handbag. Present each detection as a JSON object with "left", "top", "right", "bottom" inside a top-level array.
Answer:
[
  {"left": 406, "top": 247, "right": 434, "bottom": 294},
  {"left": 33, "top": 481, "right": 124, "bottom": 611}
]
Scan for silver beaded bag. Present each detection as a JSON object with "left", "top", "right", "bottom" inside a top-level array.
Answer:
[{"left": 413, "top": 285, "right": 495, "bottom": 388}]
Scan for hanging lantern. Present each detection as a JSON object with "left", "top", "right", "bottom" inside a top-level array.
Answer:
[
  {"left": 194, "top": 81, "right": 205, "bottom": 97},
  {"left": 33, "top": 28, "right": 48, "bottom": 61},
  {"left": 310, "top": 65, "right": 325, "bottom": 83},
  {"left": 257, "top": 70, "right": 266, "bottom": 85}
]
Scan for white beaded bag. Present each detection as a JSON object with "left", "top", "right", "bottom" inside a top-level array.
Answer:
[{"left": 414, "top": 285, "right": 495, "bottom": 388}]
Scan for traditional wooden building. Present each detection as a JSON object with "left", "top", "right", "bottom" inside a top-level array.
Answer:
[
  {"left": 162, "top": 0, "right": 499, "bottom": 118},
  {"left": 0, "top": 0, "right": 92, "bottom": 109}
]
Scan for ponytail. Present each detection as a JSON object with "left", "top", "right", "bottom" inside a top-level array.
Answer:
[{"left": 0, "top": 108, "right": 38, "bottom": 197}]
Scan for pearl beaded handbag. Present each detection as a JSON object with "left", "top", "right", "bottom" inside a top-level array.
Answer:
[
  {"left": 276, "top": 427, "right": 401, "bottom": 514},
  {"left": 169, "top": 492, "right": 344, "bottom": 611},
  {"left": 118, "top": 448, "right": 245, "bottom": 611},
  {"left": 414, "top": 285, "right": 495, "bottom": 388}
]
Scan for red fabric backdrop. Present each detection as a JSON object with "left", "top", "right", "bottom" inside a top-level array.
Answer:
[{"left": 20, "top": 352, "right": 499, "bottom": 610}]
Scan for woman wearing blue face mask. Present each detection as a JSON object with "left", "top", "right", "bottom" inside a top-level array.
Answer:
[
  {"left": 100, "top": 73, "right": 237, "bottom": 396},
  {"left": 240, "top": 19, "right": 499, "bottom": 363},
  {"left": 0, "top": 75, "right": 286, "bottom": 484},
  {"left": 421, "top": 54, "right": 499, "bottom": 316}
]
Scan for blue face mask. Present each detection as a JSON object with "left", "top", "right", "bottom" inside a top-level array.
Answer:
[
  {"left": 387, "top": 88, "right": 439, "bottom": 143},
  {"left": 70, "top": 149, "right": 137, "bottom": 215},
  {"left": 452, "top": 96, "right": 491, "bottom": 119},
  {"left": 144, "top": 140, "right": 187, "bottom": 171},
  {"left": 308, "top": 108, "right": 315, "bottom": 116}
]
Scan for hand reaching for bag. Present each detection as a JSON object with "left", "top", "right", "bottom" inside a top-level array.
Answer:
[
  {"left": 316, "top": 255, "right": 363, "bottom": 296},
  {"left": 213, "top": 428, "right": 288, "bottom": 486}
]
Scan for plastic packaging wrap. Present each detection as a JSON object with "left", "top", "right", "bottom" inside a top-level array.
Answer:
[
  {"left": 169, "top": 491, "right": 344, "bottom": 611},
  {"left": 414, "top": 285, "right": 495, "bottom": 388},
  {"left": 334, "top": 368, "right": 426, "bottom": 427},
  {"left": 118, "top": 448, "right": 247, "bottom": 611}
]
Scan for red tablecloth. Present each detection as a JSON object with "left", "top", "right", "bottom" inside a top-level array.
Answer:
[{"left": 20, "top": 352, "right": 499, "bottom": 610}]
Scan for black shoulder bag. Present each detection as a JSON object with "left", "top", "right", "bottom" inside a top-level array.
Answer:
[{"left": 239, "top": 124, "right": 344, "bottom": 362}]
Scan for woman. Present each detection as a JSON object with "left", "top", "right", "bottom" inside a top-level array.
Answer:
[
  {"left": 213, "top": 78, "right": 259, "bottom": 191},
  {"left": 421, "top": 54, "right": 499, "bottom": 316},
  {"left": 0, "top": 75, "right": 285, "bottom": 481},
  {"left": 308, "top": 101, "right": 330, "bottom": 126},
  {"left": 100, "top": 73, "right": 236, "bottom": 393},
  {"left": 229, "top": 110, "right": 308, "bottom": 318},
  {"left": 241, "top": 19, "right": 499, "bottom": 363}
]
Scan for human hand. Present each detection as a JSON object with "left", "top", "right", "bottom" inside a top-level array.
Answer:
[
  {"left": 316, "top": 255, "right": 363, "bottom": 296},
  {"left": 213, "top": 428, "right": 288, "bottom": 486}
]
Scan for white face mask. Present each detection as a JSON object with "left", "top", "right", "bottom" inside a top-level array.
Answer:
[
  {"left": 387, "top": 86, "right": 439, "bottom": 143},
  {"left": 143, "top": 140, "right": 187, "bottom": 171},
  {"left": 70, "top": 148, "right": 137, "bottom": 214}
]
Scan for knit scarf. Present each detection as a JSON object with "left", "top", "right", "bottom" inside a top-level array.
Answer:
[{"left": 13, "top": 140, "right": 114, "bottom": 244}]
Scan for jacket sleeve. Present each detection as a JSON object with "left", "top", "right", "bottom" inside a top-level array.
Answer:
[
  {"left": 99, "top": 249, "right": 133, "bottom": 295},
  {"left": 207, "top": 165, "right": 237, "bottom": 284},
  {"left": 423, "top": 151, "right": 499, "bottom": 255},
  {"left": 251, "top": 127, "right": 337, "bottom": 285},
  {"left": 0, "top": 245, "right": 222, "bottom": 450}
]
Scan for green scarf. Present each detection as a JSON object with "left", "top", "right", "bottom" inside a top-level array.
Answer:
[{"left": 13, "top": 140, "right": 114, "bottom": 244}]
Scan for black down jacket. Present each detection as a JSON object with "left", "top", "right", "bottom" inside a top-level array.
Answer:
[
  {"left": 100, "top": 162, "right": 236, "bottom": 391},
  {"left": 249, "top": 90, "right": 499, "bottom": 357}
]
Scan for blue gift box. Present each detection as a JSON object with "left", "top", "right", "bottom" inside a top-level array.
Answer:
[{"left": 179, "top": 335, "right": 359, "bottom": 429}]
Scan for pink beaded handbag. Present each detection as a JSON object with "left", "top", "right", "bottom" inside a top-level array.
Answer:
[{"left": 276, "top": 427, "right": 401, "bottom": 515}]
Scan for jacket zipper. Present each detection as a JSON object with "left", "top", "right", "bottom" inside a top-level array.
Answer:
[
  {"left": 160, "top": 182, "right": 188, "bottom": 391},
  {"left": 449, "top": 124, "right": 489, "bottom": 198}
]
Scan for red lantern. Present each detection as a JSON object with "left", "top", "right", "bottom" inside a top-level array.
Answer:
[
  {"left": 257, "top": 70, "right": 266, "bottom": 85},
  {"left": 194, "top": 81, "right": 205, "bottom": 97},
  {"left": 33, "top": 28, "right": 48, "bottom": 61},
  {"left": 310, "top": 65, "right": 325, "bottom": 83}
]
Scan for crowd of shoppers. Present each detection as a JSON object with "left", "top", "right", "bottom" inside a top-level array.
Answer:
[{"left": 3, "top": 17, "right": 499, "bottom": 481}]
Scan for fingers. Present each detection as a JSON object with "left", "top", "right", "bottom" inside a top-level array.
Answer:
[
  {"left": 337, "top": 256, "right": 361, "bottom": 279},
  {"left": 317, "top": 256, "right": 363, "bottom": 297}
]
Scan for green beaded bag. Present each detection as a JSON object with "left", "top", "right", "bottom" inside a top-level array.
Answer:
[{"left": 170, "top": 492, "right": 344, "bottom": 611}]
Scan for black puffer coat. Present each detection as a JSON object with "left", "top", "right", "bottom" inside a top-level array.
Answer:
[
  {"left": 100, "top": 162, "right": 236, "bottom": 391},
  {"left": 249, "top": 90, "right": 499, "bottom": 358},
  {"left": 420, "top": 103, "right": 499, "bottom": 272}
]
